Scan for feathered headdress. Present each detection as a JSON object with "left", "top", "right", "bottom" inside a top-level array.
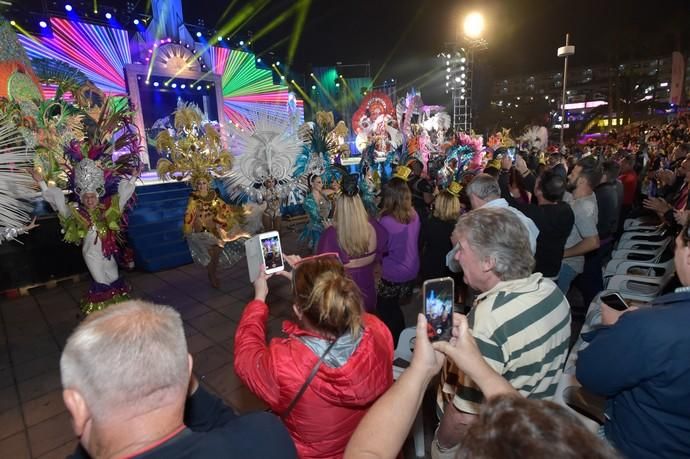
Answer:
[
  {"left": 223, "top": 112, "right": 302, "bottom": 201},
  {"left": 156, "top": 101, "right": 232, "bottom": 187},
  {"left": 445, "top": 132, "right": 484, "bottom": 171},
  {"left": 487, "top": 128, "right": 516, "bottom": 150},
  {"left": 519, "top": 125, "right": 548, "bottom": 151},
  {"left": 0, "top": 114, "right": 34, "bottom": 229}
]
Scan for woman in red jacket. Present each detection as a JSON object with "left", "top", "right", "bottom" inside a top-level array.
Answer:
[{"left": 234, "top": 254, "right": 394, "bottom": 459}]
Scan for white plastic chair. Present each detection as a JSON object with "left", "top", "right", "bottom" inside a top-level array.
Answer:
[
  {"left": 392, "top": 327, "right": 425, "bottom": 458},
  {"left": 611, "top": 238, "right": 671, "bottom": 261},
  {"left": 604, "top": 272, "right": 675, "bottom": 303},
  {"left": 615, "top": 237, "right": 670, "bottom": 251},
  {"left": 623, "top": 217, "right": 660, "bottom": 231},
  {"left": 603, "top": 257, "right": 674, "bottom": 280}
]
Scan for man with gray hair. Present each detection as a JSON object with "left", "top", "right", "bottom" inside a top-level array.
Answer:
[
  {"left": 446, "top": 173, "right": 539, "bottom": 272},
  {"left": 62, "top": 300, "right": 296, "bottom": 459},
  {"left": 432, "top": 207, "right": 571, "bottom": 459}
]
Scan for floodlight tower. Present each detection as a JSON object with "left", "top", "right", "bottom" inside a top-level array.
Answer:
[{"left": 451, "top": 12, "right": 487, "bottom": 133}]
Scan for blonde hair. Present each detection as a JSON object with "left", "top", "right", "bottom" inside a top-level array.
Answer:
[
  {"left": 334, "top": 194, "right": 373, "bottom": 257},
  {"left": 433, "top": 190, "right": 462, "bottom": 221},
  {"left": 381, "top": 177, "right": 415, "bottom": 224},
  {"left": 60, "top": 300, "right": 189, "bottom": 420},
  {"left": 292, "top": 256, "right": 363, "bottom": 336}
]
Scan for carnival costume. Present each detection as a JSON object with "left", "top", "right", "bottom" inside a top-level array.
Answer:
[
  {"left": 223, "top": 112, "right": 303, "bottom": 235},
  {"left": 0, "top": 114, "right": 34, "bottom": 244},
  {"left": 157, "top": 102, "right": 250, "bottom": 287},
  {"left": 293, "top": 118, "right": 349, "bottom": 249},
  {"left": 38, "top": 127, "right": 140, "bottom": 314}
]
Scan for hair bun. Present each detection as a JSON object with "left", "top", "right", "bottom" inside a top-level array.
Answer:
[{"left": 342, "top": 174, "right": 360, "bottom": 197}]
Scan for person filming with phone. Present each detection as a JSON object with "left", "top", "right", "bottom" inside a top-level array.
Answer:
[
  {"left": 234, "top": 254, "right": 394, "bottom": 459},
  {"left": 576, "top": 220, "right": 690, "bottom": 459},
  {"left": 433, "top": 207, "right": 571, "bottom": 459}
]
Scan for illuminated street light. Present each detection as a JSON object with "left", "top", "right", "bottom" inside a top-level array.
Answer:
[{"left": 463, "top": 12, "right": 485, "bottom": 39}]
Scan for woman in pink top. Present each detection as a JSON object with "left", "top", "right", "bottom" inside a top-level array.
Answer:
[{"left": 376, "top": 176, "right": 420, "bottom": 346}]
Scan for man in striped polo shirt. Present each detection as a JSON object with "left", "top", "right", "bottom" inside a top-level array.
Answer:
[{"left": 432, "top": 207, "right": 571, "bottom": 459}]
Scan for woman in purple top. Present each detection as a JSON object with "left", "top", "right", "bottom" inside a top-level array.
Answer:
[
  {"left": 317, "top": 175, "right": 388, "bottom": 313},
  {"left": 376, "top": 176, "right": 420, "bottom": 346}
]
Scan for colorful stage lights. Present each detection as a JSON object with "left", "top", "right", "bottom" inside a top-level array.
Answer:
[
  {"left": 65, "top": 4, "right": 73, "bottom": 11},
  {"left": 39, "top": 21, "right": 48, "bottom": 28},
  {"left": 153, "top": 81, "right": 159, "bottom": 87},
  {"left": 133, "top": 19, "right": 140, "bottom": 25},
  {"left": 105, "top": 13, "right": 112, "bottom": 20},
  {"left": 196, "top": 31, "right": 202, "bottom": 38},
  {"left": 171, "top": 83, "right": 177, "bottom": 88},
  {"left": 239, "top": 40, "right": 244, "bottom": 46}
]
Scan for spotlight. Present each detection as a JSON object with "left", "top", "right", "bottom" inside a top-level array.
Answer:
[
  {"left": 39, "top": 20, "right": 47, "bottom": 28},
  {"left": 153, "top": 82, "right": 159, "bottom": 87},
  {"left": 10, "top": 20, "right": 15, "bottom": 26},
  {"left": 280, "top": 75, "right": 285, "bottom": 80},
  {"left": 105, "top": 12, "right": 112, "bottom": 19},
  {"left": 275, "top": 61, "right": 280, "bottom": 66},
  {"left": 460, "top": 57, "right": 466, "bottom": 63},
  {"left": 239, "top": 40, "right": 244, "bottom": 46},
  {"left": 197, "top": 86, "right": 202, "bottom": 90},
  {"left": 164, "top": 82, "right": 169, "bottom": 86},
  {"left": 133, "top": 19, "right": 139, "bottom": 25},
  {"left": 217, "top": 36, "right": 223, "bottom": 42},
  {"left": 171, "top": 83, "right": 177, "bottom": 88},
  {"left": 256, "top": 58, "right": 262, "bottom": 63},
  {"left": 145, "top": 80, "right": 150, "bottom": 85},
  {"left": 310, "top": 73, "right": 314, "bottom": 77},
  {"left": 446, "top": 68, "right": 451, "bottom": 73},
  {"left": 454, "top": 77, "right": 461, "bottom": 82},
  {"left": 65, "top": 4, "right": 73, "bottom": 12},
  {"left": 335, "top": 83, "right": 340, "bottom": 87},
  {"left": 206, "top": 84, "right": 210, "bottom": 89},
  {"left": 180, "top": 84, "right": 186, "bottom": 89},
  {"left": 311, "top": 85, "right": 316, "bottom": 90},
  {"left": 196, "top": 31, "right": 202, "bottom": 38}
]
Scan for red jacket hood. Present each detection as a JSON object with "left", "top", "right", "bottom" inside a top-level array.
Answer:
[{"left": 280, "top": 314, "right": 393, "bottom": 407}]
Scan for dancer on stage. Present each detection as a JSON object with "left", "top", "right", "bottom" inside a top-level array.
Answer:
[
  {"left": 32, "top": 146, "right": 139, "bottom": 314},
  {"left": 182, "top": 172, "right": 250, "bottom": 288}
]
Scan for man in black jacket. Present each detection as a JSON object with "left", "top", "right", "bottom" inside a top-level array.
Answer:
[
  {"left": 63, "top": 300, "right": 297, "bottom": 459},
  {"left": 499, "top": 166, "right": 574, "bottom": 278}
]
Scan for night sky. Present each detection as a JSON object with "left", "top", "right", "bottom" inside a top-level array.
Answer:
[{"left": 15, "top": 0, "right": 690, "bottom": 105}]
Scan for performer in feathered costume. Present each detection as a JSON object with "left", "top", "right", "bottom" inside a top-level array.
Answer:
[
  {"left": 157, "top": 102, "right": 250, "bottom": 288},
  {"left": 223, "top": 112, "right": 303, "bottom": 235},
  {"left": 32, "top": 99, "right": 141, "bottom": 314}
]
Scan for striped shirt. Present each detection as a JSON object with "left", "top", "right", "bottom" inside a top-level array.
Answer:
[{"left": 441, "top": 273, "right": 571, "bottom": 414}]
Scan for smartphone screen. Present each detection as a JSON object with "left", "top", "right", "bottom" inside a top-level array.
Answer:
[
  {"left": 600, "top": 293, "right": 629, "bottom": 312},
  {"left": 423, "top": 277, "right": 454, "bottom": 341},
  {"left": 260, "top": 232, "right": 284, "bottom": 275},
  {"left": 507, "top": 147, "right": 517, "bottom": 162}
]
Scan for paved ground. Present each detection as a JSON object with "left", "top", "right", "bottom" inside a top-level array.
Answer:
[
  {"left": 0, "top": 227, "right": 586, "bottom": 458},
  {"left": 0, "top": 230, "right": 433, "bottom": 458}
]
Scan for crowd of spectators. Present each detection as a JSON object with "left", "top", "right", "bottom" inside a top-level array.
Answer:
[{"left": 56, "top": 115, "right": 690, "bottom": 459}]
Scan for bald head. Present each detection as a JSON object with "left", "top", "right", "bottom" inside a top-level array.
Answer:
[{"left": 60, "top": 300, "right": 190, "bottom": 419}]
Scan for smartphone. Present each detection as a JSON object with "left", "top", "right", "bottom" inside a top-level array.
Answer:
[
  {"left": 260, "top": 231, "right": 284, "bottom": 275},
  {"left": 422, "top": 277, "right": 454, "bottom": 341},
  {"left": 600, "top": 292, "right": 629, "bottom": 312},
  {"left": 507, "top": 147, "right": 517, "bottom": 162}
]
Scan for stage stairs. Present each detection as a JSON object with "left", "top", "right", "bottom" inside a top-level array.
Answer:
[{"left": 127, "top": 181, "right": 193, "bottom": 272}]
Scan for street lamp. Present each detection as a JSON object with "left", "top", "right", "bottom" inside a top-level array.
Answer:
[{"left": 557, "top": 34, "right": 575, "bottom": 146}]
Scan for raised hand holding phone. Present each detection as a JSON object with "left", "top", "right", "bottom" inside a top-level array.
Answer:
[{"left": 422, "top": 277, "right": 454, "bottom": 341}]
